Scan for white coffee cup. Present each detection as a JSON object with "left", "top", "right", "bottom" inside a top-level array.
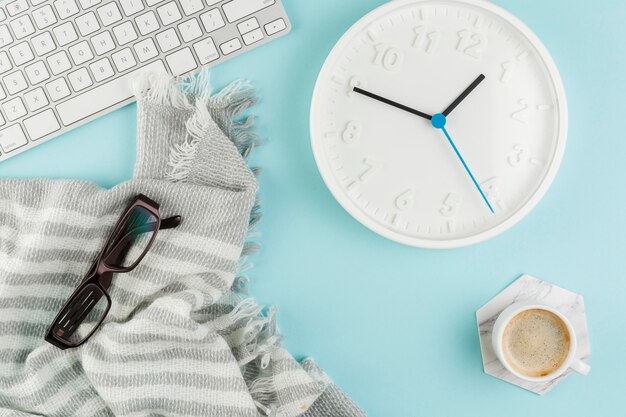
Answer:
[{"left": 492, "top": 303, "right": 590, "bottom": 382}]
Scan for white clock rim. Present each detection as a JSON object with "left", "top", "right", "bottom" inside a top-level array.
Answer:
[{"left": 309, "top": 0, "right": 568, "bottom": 249}]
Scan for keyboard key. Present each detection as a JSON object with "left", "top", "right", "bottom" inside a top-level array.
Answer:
[
  {"left": 98, "top": 2, "right": 123, "bottom": 26},
  {"left": 53, "top": 21, "right": 78, "bottom": 46},
  {"left": 6, "top": 0, "right": 29, "bottom": 16},
  {"left": 68, "top": 67, "right": 93, "bottom": 91},
  {"left": 33, "top": 5, "right": 58, "bottom": 29},
  {"left": 46, "top": 78, "right": 71, "bottom": 101},
  {"left": 9, "top": 42, "right": 34, "bottom": 66},
  {"left": 0, "top": 9, "right": 5, "bottom": 22},
  {"left": 0, "top": 124, "right": 28, "bottom": 153},
  {"left": 0, "top": 52, "right": 12, "bottom": 74},
  {"left": 179, "top": 0, "right": 203, "bottom": 16},
  {"left": 3, "top": 70, "right": 28, "bottom": 94},
  {"left": 119, "top": 0, "right": 144, "bottom": 16},
  {"left": 0, "top": 26, "right": 13, "bottom": 48},
  {"left": 53, "top": 0, "right": 79, "bottom": 19},
  {"left": 2, "top": 97, "right": 27, "bottom": 121},
  {"left": 0, "top": 112, "right": 4, "bottom": 127},
  {"left": 135, "top": 11, "right": 159, "bottom": 36},
  {"left": 112, "top": 48, "right": 137, "bottom": 72},
  {"left": 157, "top": 2, "right": 182, "bottom": 26},
  {"left": 23, "top": 109, "right": 61, "bottom": 140},
  {"left": 222, "top": 0, "right": 274, "bottom": 23},
  {"left": 113, "top": 21, "right": 137, "bottom": 45},
  {"left": 133, "top": 38, "right": 158, "bottom": 62},
  {"left": 178, "top": 18, "right": 202, "bottom": 43},
  {"left": 193, "top": 38, "right": 219, "bottom": 64},
  {"left": 75, "top": 12, "right": 100, "bottom": 36},
  {"left": 68, "top": 41, "right": 94, "bottom": 65},
  {"left": 265, "top": 18, "right": 286, "bottom": 35},
  {"left": 47, "top": 50, "right": 72, "bottom": 75},
  {"left": 57, "top": 60, "right": 166, "bottom": 125},
  {"left": 242, "top": 28, "right": 263, "bottom": 45},
  {"left": 79, "top": 0, "right": 101, "bottom": 9},
  {"left": 89, "top": 57, "right": 114, "bottom": 82},
  {"left": 91, "top": 31, "right": 116, "bottom": 55},
  {"left": 0, "top": 85, "right": 4, "bottom": 100},
  {"left": 31, "top": 32, "right": 55, "bottom": 56},
  {"left": 237, "top": 17, "right": 259, "bottom": 35},
  {"left": 165, "top": 47, "right": 197, "bottom": 76},
  {"left": 199, "top": 9, "right": 225, "bottom": 33},
  {"left": 219, "top": 38, "right": 242, "bottom": 55},
  {"left": 155, "top": 28, "right": 180, "bottom": 52},
  {"left": 24, "top": 60, "right": 50, "bottom": 84},
  {"left": 24, "top": 87, "right": 49, "bottom": 111},
  {"left": 10, "top": 15, "right": 35, "bottom": 39}
]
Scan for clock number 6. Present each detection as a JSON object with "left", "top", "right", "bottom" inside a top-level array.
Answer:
[
  {"left": 395, "top": 189, "right": 415, "bottom": 211},
  {"left": 373, "top": 43, "right": 404, "bottom": 71}
]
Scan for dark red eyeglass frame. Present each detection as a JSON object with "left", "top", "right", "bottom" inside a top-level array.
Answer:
[{"left": 45, "top": 194, "right": 181, "bottom": 350}]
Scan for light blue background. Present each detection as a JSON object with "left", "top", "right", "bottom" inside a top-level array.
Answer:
[{"left": 1, "top": 1, "right": 625, "bottom": 415}]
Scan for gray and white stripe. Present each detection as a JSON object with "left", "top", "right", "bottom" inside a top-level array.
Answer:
[{"left": 0, "top": 75, "right": 366, "bottom": 417}]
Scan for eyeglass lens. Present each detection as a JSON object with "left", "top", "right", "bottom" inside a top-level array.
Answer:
[
  {"left": 104, "top": 206, "right": 158, "bottom": 269},
  {"left": 51, "top": 283, "right": 109, "bottom": 345}
]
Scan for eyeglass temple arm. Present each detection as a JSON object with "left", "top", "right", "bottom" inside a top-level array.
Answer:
[{"left": 160, "top": 216, "right": 182, "bottom": 230}]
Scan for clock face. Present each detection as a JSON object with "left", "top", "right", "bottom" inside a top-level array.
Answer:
[{"left": 310, "top": 0, "right": 567, "bottom": 248}]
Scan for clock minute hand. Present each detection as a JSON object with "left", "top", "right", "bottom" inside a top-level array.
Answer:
[
  {"left": 353, "top": 87, "right": 432, "bottom": 121},
  {"left": 442, "top": 74, "right": 486, "bottom": 117},
  {"left": 431, "top": 114, "right": 494, "bottom": 214}
]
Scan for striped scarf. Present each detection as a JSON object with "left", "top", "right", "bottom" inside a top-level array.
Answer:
[{"left": 0, "top": 73, "right": 366, "bottom": 417}]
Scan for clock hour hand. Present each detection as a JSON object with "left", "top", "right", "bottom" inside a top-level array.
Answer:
[
  {"left": 442, "top": 74, "right": 486, "bottom": 117},
  {"left": 353, "top": 87, "right": 432, "bottom": 121},
  {"left": 431, "top": 113, "right": 494, "bottom": 214}
]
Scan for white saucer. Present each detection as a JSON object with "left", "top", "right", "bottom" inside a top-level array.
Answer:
[{"left": 476, "top": 274, "right": 591, "bottom": 395}]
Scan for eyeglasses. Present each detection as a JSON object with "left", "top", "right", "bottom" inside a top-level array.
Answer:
[{"left": 45, "top": 194, "right": 181, "bottom": 350}]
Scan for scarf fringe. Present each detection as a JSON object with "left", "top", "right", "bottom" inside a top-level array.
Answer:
[
  {"left": 134, "top": 70, "right": 283, "bottom": 416},
  {"left": 131, "top": 71, "right": 260, "bottom": 183}
]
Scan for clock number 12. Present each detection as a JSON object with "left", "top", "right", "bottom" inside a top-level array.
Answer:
[{"left": 456, "top": 30, "right": 487, "bottom": 59}]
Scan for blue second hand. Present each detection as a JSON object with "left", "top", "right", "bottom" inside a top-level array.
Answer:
[{"left": 430, "top": 113, "right": 495, "bottom": 214}]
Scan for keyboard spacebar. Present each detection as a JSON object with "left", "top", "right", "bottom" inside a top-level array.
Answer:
[{"left": 56, "top": 60, "right": 167, "bottom": 126}]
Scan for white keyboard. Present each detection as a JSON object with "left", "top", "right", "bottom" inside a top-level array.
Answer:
[{"left": 0, "top": 0, "right": 291, "bottom": 162}]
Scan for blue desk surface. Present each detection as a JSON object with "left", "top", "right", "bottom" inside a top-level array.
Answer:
[{"left": 1, "top": 1, "right": 625, "bottom": 415}]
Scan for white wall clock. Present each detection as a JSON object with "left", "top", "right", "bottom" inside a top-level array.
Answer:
[{"left": 310, "top": 0, "right": 567, "bottom": 249}]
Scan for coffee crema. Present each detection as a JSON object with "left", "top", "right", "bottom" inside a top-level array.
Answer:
[{"left": 502, "top": 309, "right": 571, "bottom": 377}]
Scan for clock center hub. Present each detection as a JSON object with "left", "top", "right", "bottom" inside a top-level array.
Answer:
[{"left": 431, "top": 113, "right": 447, "bottom": 129}]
